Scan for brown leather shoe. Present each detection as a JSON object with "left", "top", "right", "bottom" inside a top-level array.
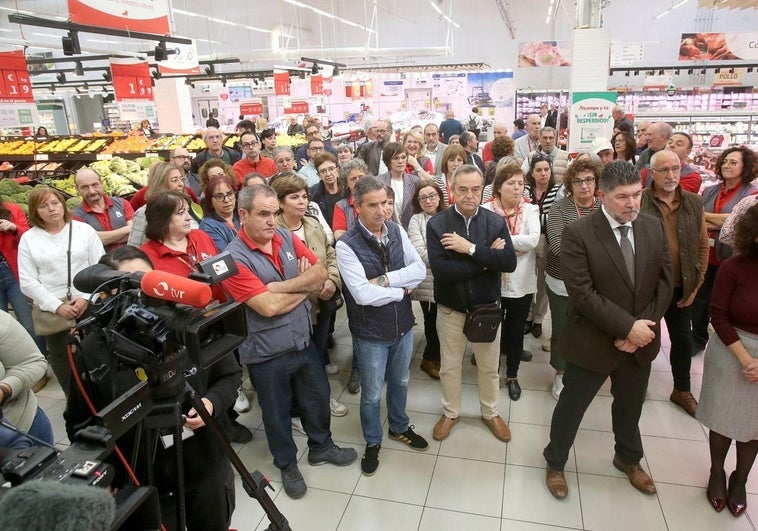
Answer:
[
  {"left": 420, "top": 359, "right": 440, "bottom": 380},
  {"left": 669, "top": 389, "right": 698, "bottom": 417},
  {"left": 546, "top": 467, "right": 568, "bottom": 499},
  {"left": 612, "top": 456, "right": 657, "bottom": 494},
  {"left": 482, "top": 415, "right": 511, "bottom": 442},
  {"left": 433, "top": 415, "right": 459, "bottom": 441}
]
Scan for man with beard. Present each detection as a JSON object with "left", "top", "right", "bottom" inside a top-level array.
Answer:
[
  {"left": 171, "top": 147, "right": 198, "bottom": 196},
  {"left": 356, "top": 119, "right": 394, "bottom": 175},
  {"left": 72, "top": 167, "right": 133, "bottom": 250},
  {"left": 543, "top": 161, "right": 672, "bottom": 499},
  {"left": 424, "top": 123, "right": 446, "bottom": 174}
]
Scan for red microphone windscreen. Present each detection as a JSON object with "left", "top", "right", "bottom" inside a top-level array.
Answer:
[{"left": 140, "top": 270, "right": 212, "bottom": 308}]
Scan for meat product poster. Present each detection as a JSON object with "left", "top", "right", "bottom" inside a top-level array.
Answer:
[
  {"left": 518, "top": 42, "right": 572, "bottom": 67},
  {"left": 679, "top": 32, "right": 757, "bottom": 61}
]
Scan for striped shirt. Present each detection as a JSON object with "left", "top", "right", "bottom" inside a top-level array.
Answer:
[
  {"left": 545, "top": 197, "right": 601, "bottom": 280},
  {"left": 525, "top": 183, "right": 564, "bottom": 234}
]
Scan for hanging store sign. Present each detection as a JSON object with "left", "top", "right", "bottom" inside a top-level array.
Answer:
[
  {"left": 110, "top": 60, "right": 154, "bottom": 101},
  {"left": 284, "top": 100, "right": 309, "bottom": 114},
  {"left": 239, "top": 100, "right": 264, "bottom": 116},
  {"left": 568, "top": 92, "right": 616, "bottom": 153},
  {"left": 610, "top": 44, "right": 646, "bottom": 67},
  {"left": 679, "top": 32, "right": 758, "bottom": 61},
  {"left": 713, "top": 68, "right": 745, "bottom": 86},
  {"left": 518, "top": 42, "right": 572, "bottom": 67},
  {"left": 274, "top": 72, "right": 291, "bottom": 96},
  {"left": 157, "top": 42, "right": 201, "bottom": 76},
  {"left": 0, "top": 50, "right": 38, "bottom": 127},
  {"left": 310, "top": 75, "right": 323, "bottom": 95},
  {"left": 68, "top": 0, "right": 170, "bottom": 34}
]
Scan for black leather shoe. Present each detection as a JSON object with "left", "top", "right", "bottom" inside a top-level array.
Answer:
[
  {"left": 524, "top": 320, "right": 533, "bottom": 335},
  {"left": 506, "top": 378, "right": 522, "bottom": 401},
  {"left": 520, "top": 350, "right": 533, "bottom": 362},
  {"left": 531, "top": 323, "right": 543, "bottom": 338}
]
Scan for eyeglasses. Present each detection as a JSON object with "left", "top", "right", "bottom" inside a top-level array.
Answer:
[
  {"left": 308, "top": 146, "right": 324, "bottom": 152},
  {"left": 722, "top": 159, "right": 742, "bottom": 167},
  {"left": 168, "top": 177, "right": 184, "bottom": 184},
  {"left": 241, "top": 142, "right": 259, "bottom": 149},
  {"left": 571, "top": 177, "right": 596, "bottom": 186},
  {"left": 172, "top": 155, "right": 191, "bottom": 160},
  {"left": 651, "top": 166, "right": 681, "bottom": 174},
  {"left": 418, "top": 193, "right": 438, "bottom": 202},
  {"left": 318, "top": 165, "right": 338, "bottom": 176},
  {"left": 212, "top": 191, "right": 235, "bottom": 202},
  {"left": 375, "top": 129, "right": 390, "bottom": 134}
]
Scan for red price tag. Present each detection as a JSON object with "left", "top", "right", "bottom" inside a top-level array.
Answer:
[
  {"left": 0, "top": 51, "right": 35, "bottom": 103},
  {"left": 110, "top": 61, "right": 154, "bottom": 102}
]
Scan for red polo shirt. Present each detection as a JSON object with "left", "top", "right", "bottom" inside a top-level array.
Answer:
[
  {"left": 130, "top": 187, "right": 200, "bottom": 210},
  {"left": 222, "top": 229, "right": 318, "bottom": 303},
  {"left": 332, "top": 195, "right": 357, "bottom": 232},
  {"left": 72, "top": 195, "right": 135, "bottom": 231},
  {"left": 232, "top": 157, "right": 278, "bottom": 187},
  {"left": 140, "top": 229, "right": 226, "bottom": 302}
]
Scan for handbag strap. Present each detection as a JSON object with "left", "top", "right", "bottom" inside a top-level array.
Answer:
[{"left": 66, "top": 221, "right": 72, "bottom": 300}]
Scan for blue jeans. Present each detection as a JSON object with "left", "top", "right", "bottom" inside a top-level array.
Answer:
[
  {"left": 0, "top": 261, "right": 46, "bottom": 352},
  {"left": 353, "top": 332, "right": 413, "bottom": 445},
  {"left": 247, "top": 342, "right": 333, "bottom": 470},
  {"left": 28, "top": 406, "right": 54, "bottom": 445}
]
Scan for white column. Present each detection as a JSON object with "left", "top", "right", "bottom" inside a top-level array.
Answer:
[
  {"left": 153, "top": 77, "right": 195, "bottom": 134},
  {"left": 570, "top": 28, "right": 611, "bottom": 92}
]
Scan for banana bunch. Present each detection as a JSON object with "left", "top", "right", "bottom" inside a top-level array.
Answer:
[
  {"left": 276, "top": 134, "right": 306, "bottom": 147},
  {"left": 0, "top": 140, "right": 45, "bottom": 155},
  {"left": 39, "top": 138, "right": 80, "bottom": 153},
  {"left": 185, "top": 137, "right": 206, "bottom": 151}
]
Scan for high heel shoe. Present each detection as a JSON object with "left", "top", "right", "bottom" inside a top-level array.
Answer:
[
  {"left": 705, "top": 469, "right": 727, "bottom": 513},
  {"left": 727, "top": 471, "right": 747, "bottom": 517}
]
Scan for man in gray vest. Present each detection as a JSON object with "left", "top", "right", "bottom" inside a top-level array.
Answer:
[
  {"left": 221, "top": 185, "right": 357, "bottom": 499},
  {"left": 72, "top": 167, "right": 133, "bottom": 250},
  {"left": 335, "top": 176, "right": 428, "bottom": 477}
]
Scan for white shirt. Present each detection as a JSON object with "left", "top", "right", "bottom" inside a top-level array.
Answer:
[
  {"left": 18, "top": 221, "right": 106, "bottom": 312},
  {"left": 390, "top": 179, "right": 404, "bottom": 222},
  {"left": 298, "top": 163, "right": 320, "bottom": 188},
  {"left": 335, "top": 219, "right": 425, "bottom": 307}
]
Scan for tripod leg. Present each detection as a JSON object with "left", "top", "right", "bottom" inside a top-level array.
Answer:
[{"left": 184, "top": 383, "right": 291, "bottom": 531}]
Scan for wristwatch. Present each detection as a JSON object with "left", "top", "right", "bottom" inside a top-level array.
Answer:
[
  {"left": 468, "top": 244, "right": 476, "bottom": 256},
  {"left": 377, "top": 274, "right": 388, "bottom": 287}
]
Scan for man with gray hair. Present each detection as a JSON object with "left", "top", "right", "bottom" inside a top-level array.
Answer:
[
  {"left": 336, "top": 176, "right": 428, "bottom": 476},
  {"left": 190, "top": 127, "right": 241, "bottom": 173},
  {"left": 543, "top": 161, "right": 672, "bottom": 500},
  {"left": 635, "top": 120, "right": 652, "bottom": 156},
  {"left": 514, "top": 113, "right": 542, "bottom": 164},
  {"left": 424, "top": 122, "right": 446, "bottom": 174},
  {"left": 520, "top": 126, "right": 569, "bottom": 183},
  {"left": 427, "top": 164, "right": 517, "bottom": 443},
  {"left": 635, "top": 122, "right": 673, "bottom": 172},
  {"left": 221, "top": 184, "right": 357, "bottom": 499},
  {"left": 72, "top": 167, "right": 133, "bottom": 250},
  {"left": 356, "top": 119, "right": 394, "bottom": 175},
  {"left": 612, "top": 105, "right": 633, "bottom": 131}
]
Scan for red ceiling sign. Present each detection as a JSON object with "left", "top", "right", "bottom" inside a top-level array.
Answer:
[
  {"left": 109, "top": 60, "right": 153, "bottom": 101},
  {"left": 68, "top": 0, "right": 170, "bottom": 34},
  {"left": 274, "top": 72, "right": 291, "bottom": 96},
  {"left": 0, "top": 51, "right": 34, "bottom": 103},
  {"left": 311, "top": 75, "right": 323, "bottom": 95},
  {"left": 240, "top": 102, "right": 264, "bottom": 115},
  {"left": 284, "top": 100, "right": 309, "bottom": 114}
]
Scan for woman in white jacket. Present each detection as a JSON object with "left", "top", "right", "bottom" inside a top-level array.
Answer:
[
  {"left": 408, "top": 180, "right": 446, "bottom": 379},
  {"left": 483, "top": 163, "right": 540, "bottom": 400}
]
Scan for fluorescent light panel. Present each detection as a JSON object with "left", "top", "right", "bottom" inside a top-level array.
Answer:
[
  {"left": 284, "top": 0, "right": 375, "bottom": 33},
  {"left": 429, "top": 1, "right": 461, "bottom": 28}
]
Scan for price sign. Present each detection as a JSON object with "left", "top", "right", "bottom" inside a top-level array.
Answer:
[
  {"left": 0, "top": 51, "right": 35, "bottom": 104},
  {"left": 109, "top": 60, "right": 154, "bottom": 102},
  {"left": 239, "top": 101, "right": 263, "bottom": 115}
]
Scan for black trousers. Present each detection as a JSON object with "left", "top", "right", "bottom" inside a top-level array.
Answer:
[
  {"left": 664, "top": 287, "right": 694, "bottom": 391},
  {"left": 690, "top": 263, "right": 718, "bottom": 349},
  {"left": 500, "top": 294, "right": 532, "bottom": 378},
  {"left": 419, "top": 301, "right": 440, "bottom": 362},
  {"left": 543, "top": 356, "right": 651, "bottom": 470}
]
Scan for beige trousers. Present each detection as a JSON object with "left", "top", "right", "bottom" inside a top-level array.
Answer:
[{"left": 437, "top": 305, "right": 501, "bottom": 420}]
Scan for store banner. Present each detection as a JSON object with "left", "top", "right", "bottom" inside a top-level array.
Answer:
[
  {"left": 679, "top": 32, "right": 756, "bottom": 61},
  {"left": 465, "top": 71, "right": 515, "bottom": 126},
  {"left": 713, "top": 68, "right": 745, "bottom": 86},
  {"left": 310, "top": 75, "right": 323, "bottom": 95},
  {"left": 157, "top": 42, "right": 201, "bottom": 75},
  {"left": 274, "top": 72, "right": 291, "bottom": 96},
  {"left": 284, "top": 100, "right": 309, "bottom": 114},
  {"left": 68, "top": 0, "right": 170, "bottom": 34},
  {"left": 239, "top": 100, "right": 264, "bottom": 116},
  {"left": 0, "top": 50, "right": 38, "bottom": 128},
  {"left": 345, "top": 79, "right": 373, "bottom": 100},
  {"left": 568, "top": 92, "right": 616, "bottom": 153},
  {"left": 110, "top": 59, "right": 154, "bottom": 101},
  {"left": 518, "top": 42, "right": 572, "bottom": 67}
]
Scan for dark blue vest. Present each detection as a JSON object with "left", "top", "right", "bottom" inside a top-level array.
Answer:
[
  {"left": 225, "top": 228, "right": 312, "bottom": 364},
  {"left": 340, "top": 221, "right": 414, "bottom": 341}
]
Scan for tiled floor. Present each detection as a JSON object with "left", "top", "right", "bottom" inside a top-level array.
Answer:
[{"left": 36, "top": 305, "right": 757, "bottom": 531}]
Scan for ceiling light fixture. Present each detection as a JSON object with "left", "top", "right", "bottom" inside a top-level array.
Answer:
[
  {"left": 429, "top": 1, "right": 461, "bottom": 28},
  {"left": 154, "top": 41, "right": 168, "bottom": 62},
  {"left": 311, "top": 62, "right": 319, "bottom": 75},
  {"left": 284, "top": 0, "right": 375, "bottom": 33},
  {"left": 74, "top": 61, "right": 84, "bottom": 76},
  {"left": 653, "top": 0, "right": 690, "bottom": 19},
  {"left": 61, "top": 31, "right": 81, "bottom": 56}
]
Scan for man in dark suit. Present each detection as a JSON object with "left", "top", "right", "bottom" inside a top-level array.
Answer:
[
  {"left": 545, "top": 104, "right": 558, "bottom": 129},
  {"left": 543, "top": 161, "right": 673, "bottom": 499}
]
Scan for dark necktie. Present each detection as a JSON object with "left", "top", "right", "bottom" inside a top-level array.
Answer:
[{"left": 618, "top": 225, "right": 635, "bottom": 283}]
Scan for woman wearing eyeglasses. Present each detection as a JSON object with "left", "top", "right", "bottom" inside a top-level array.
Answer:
[
  {"left": 524, "top": 153, "right": 564, "bottom": 343},
  {"left": 544, "top": 158, "right": 602, "bottom": 399},
  {"left": 691, "top": 146, "right": 758, "bottom": 354},
  {"left": 377, "top": 142, "right": 421, "bottom": 230},
  {"left": 403, "top": 131, "right": 434, "bottom": 180},
  {"left": 310, "top": 152, "right": 344, "bottom": 231},
  {"left": 408, "top": 180, "right": 446, "bottom": 379},
  {"left": 199, "top": 173, "right": 240, "bottom": 252}
]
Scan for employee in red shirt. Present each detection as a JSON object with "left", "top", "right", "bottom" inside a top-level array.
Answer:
[
  {"left": 232, "top": 133, "right": 277, "bottom": 187},
  {"left": 72, "top": 168, "right": 134, "bottom": 250}
]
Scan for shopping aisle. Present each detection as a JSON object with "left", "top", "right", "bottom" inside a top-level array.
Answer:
[{"left": 38, "top": 304, "right": 757, "bottom": 531}]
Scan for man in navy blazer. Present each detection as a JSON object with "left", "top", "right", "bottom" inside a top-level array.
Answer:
[{"left": 543, "top": 161, "right": 673, "bottom": 499}]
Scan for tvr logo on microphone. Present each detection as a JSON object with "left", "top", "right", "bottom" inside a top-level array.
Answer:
[{"left": 152, "top": 281, "right": 185, "bottom": 300}]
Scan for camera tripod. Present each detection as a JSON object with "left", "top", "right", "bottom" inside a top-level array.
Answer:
[{"left": 137, "top": 380, "right": 291, "bottom": 531}]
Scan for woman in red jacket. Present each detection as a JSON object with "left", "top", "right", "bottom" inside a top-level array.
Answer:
[{"left": 0, "top": 198, "right": 44, "bottom": 352}]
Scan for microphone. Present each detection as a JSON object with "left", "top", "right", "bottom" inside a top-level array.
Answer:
[{"left": 140, "top": 270, "right": 212, "bottom": 308}]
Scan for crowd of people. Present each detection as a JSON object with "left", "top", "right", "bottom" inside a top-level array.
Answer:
[{"left": 0, "top": 111, "right": 756, "bottom": 528}]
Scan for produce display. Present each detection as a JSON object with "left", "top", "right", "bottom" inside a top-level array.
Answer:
[
  {"left": 276, "top": 134, "right": 306, "bottom": 147},
  {"left": 0, "top": 179, "right": 33, "bottom": 214},
  {"left": 0, "top": 140, "right": 46, "bottom": 155},
  {"left": 224, "top": 135, "right": 239, "bottom": 148},
  {"left": 148, "top": 134, "right": 193, "bottom": 150},
  {"left": 102, "top": 136, "right": 152, "bottom": 153},
  {"left": 185, "top": 137, "right": 206, "bottom": 151}
]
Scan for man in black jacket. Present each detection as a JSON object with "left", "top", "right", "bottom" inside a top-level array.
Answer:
[
  {"left": 190, "top": 127, "right": 241, "bottom": 173},
  {"left": 427, "top": 165, "right": 517, "bottom": 443}
]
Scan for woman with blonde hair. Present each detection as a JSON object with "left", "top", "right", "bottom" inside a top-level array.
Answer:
[{"left": 402, "top": 131, "right": 434, "bottom": 180}]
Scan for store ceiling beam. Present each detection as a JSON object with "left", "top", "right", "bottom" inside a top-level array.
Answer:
[
  {"left": 25, "top": 54, "right": 141, "bottom": 64},
  {"left": 342, "top": 62, "right": 490, "bottom": 73},
  {"left": 7, "top": 14, "right": 192, "bottom": 44},
  {"left": 609, "top": 63, "right": 758, "bottom": 74},
  {"left": 494, "top": 0, "right": 517, "bottom": 39}
]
